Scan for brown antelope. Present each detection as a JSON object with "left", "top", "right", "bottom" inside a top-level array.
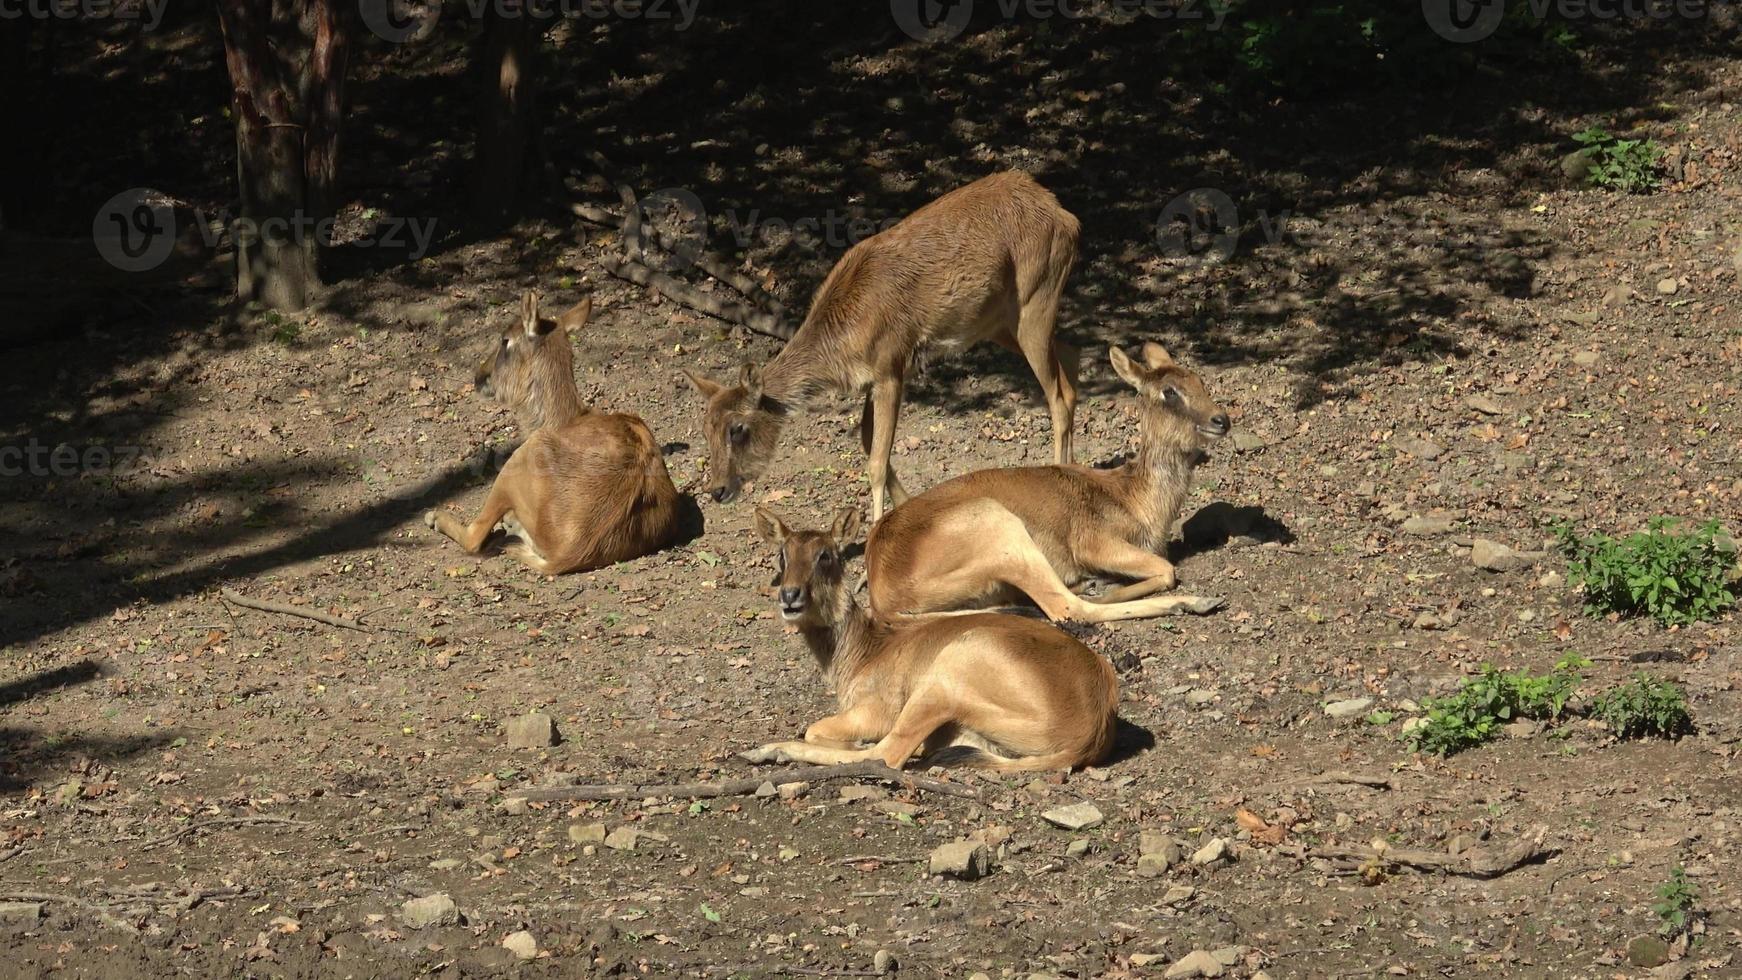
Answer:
[
  {"left": 425, "top": 292, "right": 686, "bottom": 574},
  {"left": 865, "top": 342, "right": 1228, "bottom": 623},
  {"left": 740, "top": 506, "right": 1118, "bottom": 772},
  {"left": 684, "top": 170, "right": 1081, "bottom": 521}
]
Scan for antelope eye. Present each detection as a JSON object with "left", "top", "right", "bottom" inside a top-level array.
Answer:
[
  {"left": 729, "top": 422, "right": 750, "bottom": 445},
  {"left": 1162, "top": 386, "right": 1182, "bottom": 405},
  {"left": 818, "top": 550, "right": 836, "bottom": 568}
]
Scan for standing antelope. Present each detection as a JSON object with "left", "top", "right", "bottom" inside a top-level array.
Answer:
[
  {"left": 740, "top": 506, "right": 1118, "bottom": 772},
  {"left": 865, "top": 342, "right": 1228, "bottom": 623},
  {"left": 425, "top": 292, "right": 687, "bottom": 574},
  {"left": 685, "top": 170, "right": 1081, "bottom": 520}
]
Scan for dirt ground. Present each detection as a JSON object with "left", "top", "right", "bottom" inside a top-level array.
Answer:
[{"left": 4, "top": 5, "right": 1742, "bottom": 979}]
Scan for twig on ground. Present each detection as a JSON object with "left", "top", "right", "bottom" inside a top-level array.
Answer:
[
  {"left": 601, "top": 255, "right": 793, "bottom": 341},
  {"left": 219, "top": 589, "right": 369, "bottom": 632},
  {"left": 833, "top": 854, "right": 926, "bottom": 866},
  {"left": 511, "top": 759, "right": 978, "bottom": 803},
  {"left": 1307, "top": 834, "right": 1558, "bottom": 879},
  {"left": 138, "top": 814, "right": 312, "bottom": 851}
]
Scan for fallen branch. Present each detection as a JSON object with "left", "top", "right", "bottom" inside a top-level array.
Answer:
[
  {"left": 572, "top": 197, "right": 790, "bottom": 322},
  {"left": 1308, "top": 835, "right": 1557, "bottom": 879},
  {"left": 511, "top": 759, "right": 978, "bottom": 803},
  {"left": 219, "top": 588, "right": 370, "bottom": 632},
  {"left": 834, "top": 854, "right": 926, "bottom": 866},
  {"left": 0, "top": 892, "right": 139, "bottom": 933},
  {"left": 138, "top": 814, "right": 312, "bottom": 851},
  {"left": 1292, "top": 771, "right": 1393, "bottom": 790},
  {"left": 602, "top": 255, "right": 793, "bottom": 341}
]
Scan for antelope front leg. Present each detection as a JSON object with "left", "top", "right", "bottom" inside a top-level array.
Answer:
[
  {"left": 425, "top": 481, "right": 514, "bottom": 554},
  {"left": 864, "top": 376, "right": 905, "bottom": 521},
  {"left": 1081, "top": 536, "right": 1176, "bottom": 603}
]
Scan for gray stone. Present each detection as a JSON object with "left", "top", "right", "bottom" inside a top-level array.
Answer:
[
  {"left": 1401, "top": 516, "right": 1456, "bottom": 536},
  {"left": 1324, "top": 697, "right": 1374, "bottom": 719},
  {"left": 1572, "top": 350, "right": 1602, "bottom": 369},
  {"left": 1656, "top": 277, "right": 1679, "bottom": 295},
  {"left": 1185, "top": 689, "right": 1218, "bottom": 706},
  {"left": 777, "top": 781, "right": 809, "bottom": 800},
  {"left": 1392, "top": 436, "right": 1444, "bottom": 461},
  {"left": 0, "top": 902, "right": 43, "bottom": 926},
  {"left": 1190, "top": 837, "right": 1230, "bottom": 866},
  {"left": 401, "top": 893, "right": 460, "bottom": 929},
  {"left": 1466, "top": 394, "right": 1507, "bottom": 416},
  {"left": 753, "top": 781, "right": 778, "bottom": 798},
  {"left": 1166, "top": 949, "right": 1225, "bottom": 978},
  {"left": 1412, "top": 611, "right": 1443, "bottom": 630},
  {"left": 1210, "top": 947, "right": 1245, "bottom": 967},
  {"left": 428, "top": 857, "right": 464, "bottom": 870},
  {"left": 1560, "top": 149, "right": 1593, "bottom": 182},
  {"left": 568, "top": 822, "right": 607, "bottom": 845},
  {"left": 838, "top": 785, "right": 887, "bottom": 804},
  {"left": 1230, "top": 431, "right": 1266, "bottom": 453},
  {"left": 873, "top": 949, "right": 897, "bottom": 974},
  {"left": 503, "top": 930, "right": 538, "bottom": 960},
  {"left": 505, "top": 712, "right": 558, "bottom": 748},
  {"left": 875, "top": 800, "right": 921, "bottom": 818},
  {"left": 499, "top": 796, "right": 528, "bottom": 816},
  {"left": 929, "top": 840, "right": 992, "bottom": 879},
  {"left": 603, "top": 827, "right": 640, "bottom": 851},
  {"left": 1042, "top": 802, "right": 1105, "bottom": 831},
  {"left": 1161, "top": 885, "right": 1196, "bottom": 904},
  {"left": 1472, "top": 538, "right": 1522, "bottom": 571},
  {"left": 1627, "top": 935, "right": 1671, "bottom": 968},
  {"left": 1065, "top": 839, "right": 1090, "bottom": 859}
]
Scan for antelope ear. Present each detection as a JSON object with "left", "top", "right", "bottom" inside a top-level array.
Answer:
[
  {"left": 521, "top": 291, "right": 542, "bottom": 337},
  {"left": 831, "top": 506, "right": 863, "bottom": 545},
  {"left": 739, "top": 363, "right": 764, "bottom": 402},
  {"left": 684, "top": 370, "right": 724, "bottom": 399},
  {"left": 1108, "top": 346, "right": 1143, "bottom": 388},
  {"left": 1140, "top": 342, "right": 1175, "bottom": 370},
  {"left": 753, "top": 506, "right": 790, "bottom": 545},
  {"left": 556, "top": 296, "right": 593, "bottom": 335}
]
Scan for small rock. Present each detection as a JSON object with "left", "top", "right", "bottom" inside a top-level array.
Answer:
[
  {"left": 1335, "top": 812, "right": 1354, "bottom": 831},
  {"left": 838, "top": 785, "right": 887, "bottom": 804},
  {"left": 929, "top": 840, "right": 992, "bottom": 879},
  {"left": 1230, "top": 431, "right": 1266, "bottom": 453},
  {"left": 1465, "top": 394, "right": 1506, "bottom": 416},
  {"left": 1656, "top": 277, "right": 1679, "bottom": 295},
  {"left": 0, "top": 902, "right": 43, "bottom": 925},
  {"left": 1138, "top": 832, "right": 1182, "bottom": 876},
  {"left": 1210, "top": 947, "right": 1244, "bottom": 967},
  {"left": 568, "top": 822, "right": 607, "bottom": 845},
  {"left": 1165, "top": 949, "right": 1225, "bottom": 978},
  {"left": 1184, "top": 689, "right": 1218, "bottom": 706},
  {"left": 874, "top": 800, "right": 921, "bottom": 818},
  {"left": 1539, "top": 570, "right": 1565, "bottom": 589},
  {"left": 1572, "top": 350, "right": 1602, "bottom": 369},
  {"left": 1472, "top": 538, "right": 1541, "bottom": 572},
  {"left": 505, "top": 712, "right": 558, "bottom": 749},
  {"left": 499, "top": 797, "right": 528, "bottom": 816},
  {"left": 401, "top": 893, "right": 459, "bottom": 929},
  {"left": 777, "top": 781, "right": 809, "bottom": 800},
  {"left": 1446, "top": 834, "right": 1477, "bottom": 855},
  {"left": 1136, "top": 852, "right": 1175, "bottom": 877},
  {"left": 1504, "top": 718, "right": 1539, "bottom": 738},
  {"left": 1401, "top": 717, "right": 1428, "bottom": 736},
  {"left": 1324, "top": 697, "right": 1374, "bottom": 719},
  {"left": 1392, "top": 436, "right": 1444, "bottom": 461},
  {"left": 1161, "top": 885, "right": 1196, "bottom": 904},
  {"left": 1627, "top": 935, "right": 1671, "bottom": 968},
  {"left": 1190, "top": 837, "right": 1230, "bottom": 866},
  {"left": 603, "top": 827, "right": 640, "bottom": 851},
  {"left": 1601, "top": 284, "right": 1635, "bottom": 307},
  {"left": 1042, "top": 802, "right": 1105, "bottom": 831},
  {"left": 1560, "top": 149, "right": 1593, "bottom": 181},
  {"left": 502, "top": 930, "right": 538, "bottom": 960},
  {"left": 1065, "top": 838, "right": 1091, "bottom": 859},
  {"left": 1412, "top": 611, "right": 1443, "bottom": 631},
  {"left": 753, "top": 781, "right": 777, "bottom": 798},
  {"left": 1130, "top": 953, "right": 1166, "bottom": 967},
  {"left": 1401, "top": 515, "right": 1456, "bottom": 536},
  {"left": 873, "top": 948, "right": 897, "bottom": 974},
  {"left": 541, "top": 771, "right": 579, "bottom": 788},
  {"left": 429, "top": 857, "right": 464, "bottom": 870}
]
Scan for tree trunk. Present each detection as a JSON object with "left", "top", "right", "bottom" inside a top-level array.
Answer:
[
  {"left": 470, "top": 0, "right": 545, "bottom": 227},
  {"left": 215, "top": 0, "right": 350, "bottom": 311},
  {"left": 0, "top": 18, "right": 36, "bottom": 231}
]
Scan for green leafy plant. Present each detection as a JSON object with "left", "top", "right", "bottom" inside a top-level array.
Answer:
[
  {"left": 1592, "top": 673, "right": 1692, "bottom": 740},
  {"left": 1555, "top": 518, "right": 1737, "bottom": 626},
  {"left": 1651, "top": 865, "right": 1699, "bottom": 937},
  {"left": 1571, "top": 127, "right": 1664, "bottom": 193},
  {"left": 1407, "top": 655, "right": 1588, "bottom": 756}
]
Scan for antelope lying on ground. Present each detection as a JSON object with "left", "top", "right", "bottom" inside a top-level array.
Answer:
[
  {"left": 685, "top": 170, "right": 1081, "bottom": 520},
  {"left": 865, "top": 342, "right": 1228, "bottom": 623},
  {"left": 740, "top": 506, "right": 1118, "bottom": 772},
  {"left": 425, "top": 292, "right": 686, "bottom": 574}
]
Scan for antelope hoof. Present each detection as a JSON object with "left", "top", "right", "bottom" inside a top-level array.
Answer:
[
  {"left": 738, "top": 745, "right": 788, "bottom": 765},
  {"left": 1177, "top": 595, "right": 1226, "bottom": 616},
  {"left": 423, "top": 510, "right": 438, "bottom": 530}
]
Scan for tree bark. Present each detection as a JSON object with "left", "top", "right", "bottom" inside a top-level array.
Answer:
[
  {"left": 471, "top": 0, "right": 545, "bottom": 227},
  {"left": 215, "top": 0, "right": 350, "bottom": 311}
]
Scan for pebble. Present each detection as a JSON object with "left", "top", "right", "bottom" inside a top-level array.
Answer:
[
  {"left": 1539, "top": 570, "right": 1565, "bottom": 589},
  {"left": 777, "top": 781, "right": 809, "bottom": 800},
  {"left": 568, "top": 822, "right": 607, "bottom": 845},
  {"left": 874, "top": 800, "right": 921, "bottom": 818},
  {"left": 1401, "top": 515, "right": 1456, "bottom": 535},
  {"left": 603, "top": 827, "right": 640, "bottom": 851},
  {"left": 1472, "top": 538, "right": 1542, "bottom": 572},
  {"left": 499, "top": 797, "right": 528, "bottom": 816},
  {"left": 1392, "top": 436, "right": 1444, "bottom": 461},
  {"left": 1161, "top": 885, "right": 1196, "bottom": 904},
  {"left": 429, "top": 858, "right": 464, "bottom": 870},
  {"left": 1412, "top": 611, "right": 1443, "bottom": 630},
  {"left": 502, "top": 930, "right": 538, "bottom": 960},
  {"left": 1165, "top": 949, "right": 1225, "bottom": 978},
  {"left": 1656, "top": 277, "right": 1678, "bottom": 295},
  {"left": 1627, "top": 935, "right": 1671, "bottom": 968},
  {"left": 1190, "top": 837, "right": 1230, "bottom": 866},
  {"left": 754, "top": 781, "right": 777, "bottom": 798},
  {"left": 873, "top": 949, "right": 897, "bottom": 974},
  {"left": 1230, "top": 431, "right": 1266, "bottom": 452},
  {"left": 505, "top": 712, "right": 558, "bottom": 748},
  {"left": 400, "top": 893, "right": 459, "bottom": 929},
  {"left": 1185, "top": 689, "right": 1218, "bottom": 706},
  {"left": 1042, "top": 802, "right": 1105, "bottom": 831},
  {"left": 1324, "top": 697, "right": 1374, "bottom": 719},
  {"left": 1572, "top": 350, "right": 1602, "bottom": 369},
  {"left": 839, "top": 785, "right": 888, "bottom": 804},
  {"left": 0, "top": 902, "right": 43, "bottom": 925},
  {"left": 1465, "top": 393, "right": 1506, "bottom": 416},
  {"left": 1130, "top": 952, "right": 1166, "bottom": 967},
  {"left": 1137, "top": 832, "right": 1182, "bottom": 876},
  {"left": 929, "top": 840, "right": 992, "bottom": 879}
]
